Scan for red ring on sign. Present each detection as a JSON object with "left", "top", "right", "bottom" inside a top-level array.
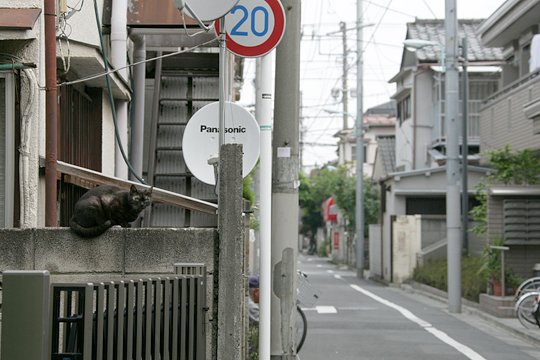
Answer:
[{"left": 216, "top": 0, "right": 286, "bottom": 57}]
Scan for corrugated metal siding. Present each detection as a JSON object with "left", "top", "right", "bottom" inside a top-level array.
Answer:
[
  {"left": 58, "top": 86, "right": 103, "bottom": 226},
  {"left": 480, "top": 75, "right": 540, "bottom": 155},
  {"left": 58, "top": 86, "right": 102, "bottom": 170}
]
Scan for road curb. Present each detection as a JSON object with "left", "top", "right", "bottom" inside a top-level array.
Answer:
[{"left": 400, "top": 282, "right": 540, "bottom": 347}]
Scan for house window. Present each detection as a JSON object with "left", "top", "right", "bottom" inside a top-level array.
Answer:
[
  {"left": 406, "top": 197, "right": 446, "bottom": 215},
  {"left": 504, "top": 199, "right": 540, "bottom": 243},
  {"left": 397, "top": 95, "right": 411, "bottom": 125},
  {"left": 0, "top": 72, "right": 15, "bottom": 228},
  {"left": 351, "top": 144, "right": 367, "bottom": 163}
]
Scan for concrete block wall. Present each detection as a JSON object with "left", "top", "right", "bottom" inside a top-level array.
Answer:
[
  {"left": 0, "top": 227, "right": 216, "bottom": 277},
  {"left": 0, "top": 227, "right": 218, "bottom": 358}
]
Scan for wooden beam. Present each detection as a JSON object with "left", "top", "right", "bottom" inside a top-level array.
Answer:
[{"left": 45, "top": 159, "right": 218, "bottom": 215}]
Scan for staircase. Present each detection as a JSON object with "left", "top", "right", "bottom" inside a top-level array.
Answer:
[{"left": 146, "top": 52, "right": 219, "bottom": 227}]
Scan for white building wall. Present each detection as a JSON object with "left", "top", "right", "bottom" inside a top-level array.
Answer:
[
  {"left": 368, "top": 224, "right": 382, "bottom": 278},
  {"left": 395, "top": 119, "right": 413, "bottom": 171},
  {"left": 1, "top": 0, "right": 46, "bottom": 227},
  {"left": 392, "top": 215, "right": 421, "bottom": 283},
  {"left": 413, "top": 70, "right": 436, "bottom": 169},
  {"left": 381, "top": 184, "right": 406, "bottom": 282},
  {"left": 62, "top": 0, "right": 103, "bottom": 47}
]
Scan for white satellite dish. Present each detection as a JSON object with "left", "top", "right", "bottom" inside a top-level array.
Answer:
[
  {"left": 183, "top": 0, "right": 240, "bottom": 22},
  {"left": 183, "top": 102, "right": 260, "bottom": 185}
]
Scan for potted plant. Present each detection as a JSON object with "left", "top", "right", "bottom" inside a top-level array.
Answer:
[{"left": 477, "top": 238, "right": 517, "bottom": 296}]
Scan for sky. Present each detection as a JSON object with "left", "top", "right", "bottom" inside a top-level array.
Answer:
[{"left": 238, "top": 0, "right": 507, "bottom": 171}]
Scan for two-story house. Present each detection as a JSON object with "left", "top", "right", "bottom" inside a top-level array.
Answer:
[
  {"left": 0, "top": 0, "right": 132, "bottom": 228},
  {"left": 0, "top": 0, "right": 236, "bottom": 229},
  {"left": 477, "top": 0, "right": 540, "bottom": 278},
  {"left": 333, "top": 101, "right": 396, "bottom": 178},
  {"left": 371, "top": 19, "right": 504, "bottom": 283}
]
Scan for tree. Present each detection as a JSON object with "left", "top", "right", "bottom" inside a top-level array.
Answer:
[
  {"left": 298, "top": 168, "right": 339, "bottom": 242},
  {"left": 299, "top": 165, "right": 379, "bottom": 242},
  {"left": 470, "top": 145, "right": 540, "bottom": 235}
]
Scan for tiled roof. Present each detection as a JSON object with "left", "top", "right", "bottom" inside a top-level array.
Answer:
[
  {"left": 365, "top": 100, "right": 397, "bottom": 117},
  {"left": 406, "top": 19, "right": 503, "bottom": 62}
]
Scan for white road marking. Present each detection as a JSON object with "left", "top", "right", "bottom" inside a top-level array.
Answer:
[
  {"left": 350, "top": 284, "right": 486, "bottom": 360},
  {"left": 327, "top": 269, "right": 334, "bottom": 274},
  {"left": 316, "top": 306, "right": 337, "bottom": 314},
  {"left": 334, "top": 274, "right": 342, "bottom": 280}
]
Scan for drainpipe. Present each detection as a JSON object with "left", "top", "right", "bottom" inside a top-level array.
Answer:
[
  {"left": 131, "top": 35, "right": 146, "bottom": 180},
  {"left": 44, "top": 0, "right": 58, "bottom": 226},
  {"left": 413, "top": 70, "right": 417, "bottom": 170},
  {"left": 111, "top": 0, "right": 129, "bottom": 179}
]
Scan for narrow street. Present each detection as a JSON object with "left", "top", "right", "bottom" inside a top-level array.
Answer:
[{"left": 297, "top": 254, "right": 540, "bottom": 360}]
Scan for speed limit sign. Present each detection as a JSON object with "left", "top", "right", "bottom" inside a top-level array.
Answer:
[{"left": 215, "top": 0, "right": 286, "bottom": 57}]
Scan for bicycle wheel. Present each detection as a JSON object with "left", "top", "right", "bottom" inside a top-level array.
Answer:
[
  {"left": 296, "top": 305, "right": 308, "bottom": 354},
  {"left": 514, "top": 277, "right": 540, "bottom": 301},
  {"left": 515, "top": 292, "right": 540, "bottom": 329}
]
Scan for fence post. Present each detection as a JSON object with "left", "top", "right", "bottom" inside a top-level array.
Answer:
[
  {"left": 1, "top": 270, "right": 50, "bottom": 360},
  {"left": 216, "top": 144, "right": 246, "bottom": 360}
]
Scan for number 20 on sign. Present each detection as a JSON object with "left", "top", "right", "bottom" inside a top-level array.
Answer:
[{"left": 215, "top": 0, "right": 286, "bottom": 57}]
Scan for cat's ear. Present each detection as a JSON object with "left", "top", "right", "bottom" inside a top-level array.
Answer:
[{"left": 130, "top": 184, "right": 138, "bottom": 193}]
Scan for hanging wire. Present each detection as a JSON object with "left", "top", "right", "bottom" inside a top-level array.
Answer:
[{"left": 58, "top": 38, "right": 217, "bottom": 87}]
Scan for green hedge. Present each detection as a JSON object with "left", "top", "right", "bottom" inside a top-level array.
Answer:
[{"left": 413, "top": 257, "right": 487, "bottom": 302}]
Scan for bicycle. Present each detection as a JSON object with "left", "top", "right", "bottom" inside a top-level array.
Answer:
[
  {"left": 514, "top": 277, "right": 540, "bottom": 329},
  {"left": 296, "top": 270, "right": 320, "bottom": 354},
  {"left": 514, "top": 276, "right": 540, "bottom": 301}
]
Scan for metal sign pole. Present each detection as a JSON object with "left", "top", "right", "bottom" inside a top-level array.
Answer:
[
  {"left": 219, "top": 17, "right": 227, "bottom": 149},
  {"left": 257, "top": 51, "right": 275, "bottom": 360}
]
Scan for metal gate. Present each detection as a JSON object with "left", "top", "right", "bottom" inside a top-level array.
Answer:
[{"left": 50, "top": 272, "right": 207, "bottom": 359}]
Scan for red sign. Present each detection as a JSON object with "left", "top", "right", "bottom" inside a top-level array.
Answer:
[
  {"left": 324, "top": 197, "right": 337, "bottom": 222},
  {"left": 215, "top": 0, "right": 286, "bottom": 57},
  {"left": 333, "top": 232, "right": 339, "bottom": 250}
]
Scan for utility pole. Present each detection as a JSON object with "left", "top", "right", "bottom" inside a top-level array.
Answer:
[
  {"left": 341, "top": 21, "right": 349, "bottom": 129},
  {"left": 461, "top": 37, "right": 469, "bottom": 255},
  {"left": 445, "top": 0, "right": 462, "bottom": 313},
  {"left": 355, "top": 0, "right": 365, "bottom": 278},
  {"left": 271, "top": 0, "right": 301, "bottom": 358}
]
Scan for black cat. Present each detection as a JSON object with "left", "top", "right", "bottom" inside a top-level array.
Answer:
[{"left": 69, "top": 184, "right": 152, "bottom": 238}]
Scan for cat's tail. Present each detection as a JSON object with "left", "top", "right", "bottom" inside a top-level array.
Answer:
[{"left": 69, "top": 219, "right": 113, "bottom": 238}]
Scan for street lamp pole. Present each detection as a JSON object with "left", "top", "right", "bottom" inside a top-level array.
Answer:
[
  {"left": 404, "top": 16, "right": 462, "bottom": 313},
  {"left": 403, "top": 4, "right": 462, "bottom": 313},
  {"left": 356, "top": 0, "right": 365, "bottom": 278}
]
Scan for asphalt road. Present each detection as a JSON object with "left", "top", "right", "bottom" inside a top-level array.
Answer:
[{"left": 296, "top": 254, "right": 540, "bottom": 360}]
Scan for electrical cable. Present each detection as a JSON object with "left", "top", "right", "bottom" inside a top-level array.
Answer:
[
  {"left": 92, "top": 0, "right": 145, "bottom": 184},
  {"left": 59, "top": 38, "right": 217, "bottom": 87}
]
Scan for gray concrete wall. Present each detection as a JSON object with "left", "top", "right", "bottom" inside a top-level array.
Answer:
[
  {"left": 0, "top": 227, "right": 217, "bottom": 359},
  {"left": 0, "top": 227, "right": 216, "bottom": 277}
]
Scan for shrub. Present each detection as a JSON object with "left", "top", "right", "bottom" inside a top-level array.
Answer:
[{"left": 413, "top": 257, "right": 487, "bottom": 302}]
